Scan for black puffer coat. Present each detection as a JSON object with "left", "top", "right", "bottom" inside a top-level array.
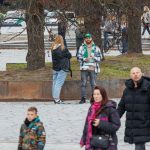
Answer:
[
  {"left": 52, "top": 46, "right": 72, "bottom": 72},
  {"left": 117, "top": 76, "right": 150, "bottom": 144}
]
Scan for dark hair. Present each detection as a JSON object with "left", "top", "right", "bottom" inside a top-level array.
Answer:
[
  {"left": 90, "top": 86, "right": 109, "bottom": 115},
  {"left": 28, "top": 107, "right": 38, "bottom": 114}
]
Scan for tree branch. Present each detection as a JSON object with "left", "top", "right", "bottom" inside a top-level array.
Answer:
[{"left": 3, "top": 27, "right": 26, "bottom": 42}]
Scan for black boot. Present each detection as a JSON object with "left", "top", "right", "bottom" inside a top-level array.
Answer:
[{"left": 79, "top": 97, "right": 86, "bottom": 104}]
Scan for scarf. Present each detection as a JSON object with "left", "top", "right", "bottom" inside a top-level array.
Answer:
[
  {"left": 86, "top": 102, "right": 101, "bottom": 149},
  {"left": 83, "top": 43, "right": 96, "bottom": 59},
  {"left": 24, "top": 116, "right": 40, "bottom": 128}
]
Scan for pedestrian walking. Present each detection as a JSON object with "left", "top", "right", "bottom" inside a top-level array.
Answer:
[
  {"left": 77, "top": 33, "right": 101, "bottom": 104},
  {"left": 121, "top": 21, "right": 128, "bottom": 54},
  {"left": 51, "top": 35, "right": 72, "bottom": 104},
  {"left": 141, "top": 6, "right": 150, "bottom": 37},
  {"left": 117, "top": 67, "right": 150, "bottom": 150},
  {"left": 80, "top": 86, "right": 121, "bottom": 150},
  {"left": 18, "top": 107, "right": 46, "bottom": 150}
]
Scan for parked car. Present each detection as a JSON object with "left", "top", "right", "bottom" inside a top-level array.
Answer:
[
  {"left": 5, "top": 10, "right": 25, "bottom": 19},
  {"left": 45, "top": 11, "right": 58, "bottom": 26},
  {"left": 1, "top": 18, "right": 25, "bottom": 27},
  {"left": 64, "top": 11, "right": 75, "bottom": 19}
]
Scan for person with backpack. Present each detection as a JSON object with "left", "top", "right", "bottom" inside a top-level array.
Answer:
[
  {"left": 51, "top": 35, "right": 72, "bottom": 104},
  {"left": 80, "top": 86, "right": 121, "bottom": 150}
]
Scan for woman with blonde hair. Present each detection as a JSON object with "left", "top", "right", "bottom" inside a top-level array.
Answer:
[
  {"left": 51, "top": 35, "right": 72, "bottom": 104},
  {"left": 141, "top": 6, "right": 150, "bottom": 36}
]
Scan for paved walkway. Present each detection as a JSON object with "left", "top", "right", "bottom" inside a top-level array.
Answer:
[{"left": 0, "top": 101, "right": 150, "bottom": 150}]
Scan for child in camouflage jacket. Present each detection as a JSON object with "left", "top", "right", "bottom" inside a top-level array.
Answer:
[{"left": 18, "top": 107, "right": 46, "bottom": 150}]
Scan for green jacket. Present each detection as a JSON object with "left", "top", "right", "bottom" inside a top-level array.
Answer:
[{"left": 18, "top": 117, "right": 46, "bottom": 150}]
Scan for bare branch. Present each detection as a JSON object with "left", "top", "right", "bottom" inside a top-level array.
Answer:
[{"left": 3, "top": 27, "right": 26, "bottom": 42}]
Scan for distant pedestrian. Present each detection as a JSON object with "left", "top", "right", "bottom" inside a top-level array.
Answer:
[
  {"left": 121, "top": 21, "right": 128, "bottom": 54},
  {"left": 141, "top": 6, "right": 150, "bottom": 37},
  {"left": 51, "top": 35, "right": 72, "bottom": 104},
  {"left": 80, "top": 86, "right": 120, "bottom": 150},
  {"left": 75, "top": 24, "right": 85, "bottom": 58},
  {"left": 18, "top": 107, "right": 46, "bottom": 150},
  {"left": 117, "top": 67, "right": 150, "bottom": 150},
  {"left": 77, "top": 33, "right": 101, "bottom": 104},
  {"left": 103, "top": 16, "right": 117, "bottom": 51}
]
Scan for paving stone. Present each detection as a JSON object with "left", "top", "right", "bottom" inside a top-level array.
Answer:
[{"left": 0, "top": 101, "right": 150, "bottom": 150}]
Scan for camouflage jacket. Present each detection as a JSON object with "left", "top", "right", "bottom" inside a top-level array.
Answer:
[{"left": 18, "top": 117, "right": 46, "bottom": 150}]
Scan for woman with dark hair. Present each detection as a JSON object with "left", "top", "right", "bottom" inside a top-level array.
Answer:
[{"left": 80, "top": 86, "right": 120, "bottom": 150}]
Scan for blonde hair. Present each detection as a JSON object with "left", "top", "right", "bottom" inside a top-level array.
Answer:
[
  {"left": 51, "top": 35, "right": 65, "bottom": 51},
  {"left": 144, "top": 6, "right": 150, "bottom": 12}
]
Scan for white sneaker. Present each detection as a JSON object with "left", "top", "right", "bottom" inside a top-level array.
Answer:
[{"left": 54, "top": 100, "right": 64, "bottom": 104}]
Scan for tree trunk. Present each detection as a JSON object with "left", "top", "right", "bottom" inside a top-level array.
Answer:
[
  {"left": 26, "top": 0, "right": 45, "bottom": 70},
  {"left": 84, "top": 15, "right": 104, "bottom": 59},
  {"left": 127, "top": 1, "right": 142, "bottom": 53}
]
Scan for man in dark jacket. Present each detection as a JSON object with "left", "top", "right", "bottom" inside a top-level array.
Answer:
[
  {"left": 117, "top": 67, "right": 150, "bottom": 150},
  {"left": 75, "top": 24, "right": 85, "bottom": 58},
  {"left": 58, "top": 19, "right": 67, "bottom": 47}
]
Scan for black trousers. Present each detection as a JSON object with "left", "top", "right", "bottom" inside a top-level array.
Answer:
[
  {"left": 142, "top": 24, "right": 150, "bottom": 35},
  {"left": 135, "top": 143, "right": 145, "bottom": 150}
]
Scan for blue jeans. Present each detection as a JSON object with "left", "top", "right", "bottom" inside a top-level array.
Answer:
[
  {"left": 52, "top": 70, "right": 67, "bottom": 101},
  {"left": 81, "top": 70, "right": 97, "bottom": 98},
  {"left": 135, "top": 143, "right": 145, "bottom": 150}
]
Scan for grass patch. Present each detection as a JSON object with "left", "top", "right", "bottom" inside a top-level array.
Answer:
[
  {"left": 2, "top": 54, "right": 150, "bottom": 81},
  {"left": 7, "top": 63, "right": 27, "bottom": 70}
]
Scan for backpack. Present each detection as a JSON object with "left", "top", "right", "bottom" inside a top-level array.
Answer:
[{"left": 62, "top": 48, "right": 72, "bottom": 77}]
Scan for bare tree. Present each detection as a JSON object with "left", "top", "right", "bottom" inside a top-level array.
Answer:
[
  {"left": 2, "top": 0, "right": 150, "bottom": 70},
  {"left": 25, "top": 0, "right": 45, "bottom": 70},
  {"left": 126, "top": 0, "right": 143, "bottom": 53},
  {"left": 69, "top": 0, "right": 104, "bottom": 58}
]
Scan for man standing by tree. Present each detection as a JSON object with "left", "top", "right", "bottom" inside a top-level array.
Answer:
[
  {"left": 117, "top": 67, "right": 150, "bottom": 150},
  {"left": 75, "top": 23, "right": 85, "bottom": 58},
  {"left": 77, "top": 33, "right": 101, "bottom": 104},
  {"left": 58, "top": 17, "right": 67, "bottom": 47}
]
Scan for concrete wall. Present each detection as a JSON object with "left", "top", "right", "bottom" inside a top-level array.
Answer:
[{"left": 0, "top": 80, "right": 126, "bottom": 101}]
